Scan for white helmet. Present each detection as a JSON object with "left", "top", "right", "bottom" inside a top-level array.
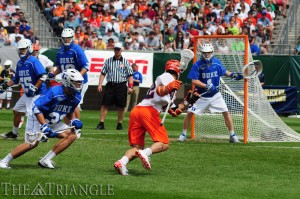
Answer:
[
  {"left": 17, "top": 39, "right": 33, "bottom": 58},
  {"left": 4, "top": 60, "right": 13, "bottom": 69},
  {"left": 61, "top": 69, "right": 84, "bottom": 93},
  {"left": 201, "top": 43, "right": 214, "bottom": 61},
  {"left": 61, "top": 28, "right": 74, "bottom": 46}
]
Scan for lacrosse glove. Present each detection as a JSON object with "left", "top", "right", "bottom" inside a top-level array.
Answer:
[
  {"left": 40, "top": 124, "right": 58, "bottom": 138},
  {"left": 230, "top": 72, "right": 243, "bottom": 80}
]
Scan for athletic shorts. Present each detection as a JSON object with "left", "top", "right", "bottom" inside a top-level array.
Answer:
[
  {"left": 128, "top": 106, "right": 169, "bottom": 147},
  {"left": 102, "top": 82, "right": 127, "bottom": 108},
  {"left": 188, "top": 92, "right": 228, "bottom": 115},
  {"left": 0, "top": 87, "right": 12, "bottom": 100},
  {"left": 13, "top": 94, "right": 40, "bottom": 115}
]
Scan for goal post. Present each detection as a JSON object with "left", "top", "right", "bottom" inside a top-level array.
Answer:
[{"left": 190, "top": 35, "right": 300, "bottom": 143}]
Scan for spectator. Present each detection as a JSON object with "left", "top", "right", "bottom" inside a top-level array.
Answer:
[
  {"left": 105, "top": 16, "right": 120, "bottom": 34},
  {"left": 174, "top": 31, "right": 184, "bottom": 51},
  {"left": 0, "top": 3, "right": 9, "bottom": 19},
  {"left": 103, "top": 28, "right": 119, "bottom": 44},
  {"left": 4, "top": 20, "right": 14, "bottom": 34},
  {"left": 71, "top": 0, "right": 82, "bottom": 13},
  {"left": 79, "top": 35, "right": 93, "bottom": 49},
  {"left": 249, "top": 36, "right": 261, "bottom": 55},
  {"left": 177, "top": 0, "right": 187, "bottom": 18},
  {"left": 93, "top": 35, "right": 107, "bottom": 50},
  {"left": 44, "top": 0, "right": 56, "bottom": 22},
  {"left": 144, "top": 3, "right": 156, "bottom": 20},
  {"left": 88, "top": 12, "right": 101, "bottom": 29},
  {"left": 139, "top": 11, "right": 153, "bottom": 33},
  {"left": 8, "top": 26, "right": 24, "bottom": 45},
  {"left": 2, "top": 13, "right": 11, "bottom": 27},
  {"left": 125, "top": 63, "right": 142, "bottom": 112},
  {"left": 81, "top": 3, "right": 92, "bottom": 18},
  {"left": 96, "top": 42, "right": 133, "bottom": 130},
  {"left": 52, "top": 1, "right": 65, "bottom": 28},
  {"left": 125, "top": 0, "right": 135, "bottom": 10},
  {"left": 19, "top": 19, "right": 31, "bottom": 33},
  {"left": 64, "top": 12, "right": 80, "bottom": 29},
  {"left": 0, "top": 59, "right": 14, "bottom": 109},
  {"left": 117, "top": 3, "right": 130, "bottom": 20},
  {"left": 0, "top": 27, "right": 8, "bottom": 45},
  {"left": 106, "top": 38, "right": 115, "bottom": 50},
  {"left": 144, "top": 31, "right": 160, "bottom": 51}
]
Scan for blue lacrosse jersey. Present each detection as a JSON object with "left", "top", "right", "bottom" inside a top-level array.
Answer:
[
  {"left": 133, "top": 71, "right": 143, "bottom": 87},
  {"left": 33, "top": 85, "right": 82, "bottom": 125},
  {"left": 12, "top": 55, "right": 47, "bottom": 96},
  {"left": 188, "top": 57, "right": 226, "bottom": 98},
  {"left": 56, "top": 42, "right": 89, "bottom": 83}
]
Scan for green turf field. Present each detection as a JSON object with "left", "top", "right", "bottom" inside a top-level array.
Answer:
[{"left": 1, "top": 109, "right": 300, "bottom": 199}]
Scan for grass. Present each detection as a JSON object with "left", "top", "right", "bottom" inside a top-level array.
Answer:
[{"left": 0, "top": 109, "right": 300, "bottom": 199}]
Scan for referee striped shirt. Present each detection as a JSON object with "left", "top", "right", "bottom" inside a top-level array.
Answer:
[{"left": 101, "top": 56, "right": 133, "bottom": 83}]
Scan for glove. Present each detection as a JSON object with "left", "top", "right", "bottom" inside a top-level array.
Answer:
[
  {"left": 0, "top": 82, "right": 8, "bottom": 94},
  {"left": 48, "top": 73, "right": 55, "bottom": 79},
  {"left": 70, "top": 118, "right": 83, "bottom": 130},
  {"left": 40, "top": 124, "right": 58, "bottom": 138},
  {"left": 205, "top": 83, "right": 217, "bottom": 93},
  {"left": 166, "top": 80, "right": 181, "bottom": 93},
  {"left": 168, "top": 105, "right": 182, "bottom": 117},
  {"left": 184, "top": 90, "right": 201, "bottom": 105},
  {"left": 230, "top": 72, "right": 243, "bottom": 80},
  {"left": 26, "top": 84, "right": 38, "bottom": 97}
]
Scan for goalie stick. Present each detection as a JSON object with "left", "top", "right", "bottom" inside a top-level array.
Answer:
[{"left": 160, "top": 49, "right": 194, "bottom": 126}]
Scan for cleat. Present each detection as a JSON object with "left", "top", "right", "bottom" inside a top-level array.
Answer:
[
  {"left": 178, "top": 134, "right": 186, "bottom": 142},
  {"left": 116, "top": 123, "right": 123, "bottom": 130},
  {"left": 95, "top": 123, "right": 104, "bottom": 130},
  {"left": 114, "top": 160, "right": 128, "bottom": 176},
  {"left": 0, "top": 131, "right": 18, "bottom": 139},
  {"left": 0, "top": 161, "right": 11, "bottom": 169},
  {"left": 229, "top": 135, "right": 240, "bottom": 143},
  {"left": 135, "top": 150, "right": 151, "bottom": 170},
  {"left": 38, "top": 158, "right": 55, "bottom": 169}
]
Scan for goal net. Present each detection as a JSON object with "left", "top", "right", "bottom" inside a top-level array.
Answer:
[{"left": 191, "top": 35, "right": 300, "bottom": 142}]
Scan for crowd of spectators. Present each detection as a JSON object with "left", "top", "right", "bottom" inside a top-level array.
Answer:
[
  {"left": 0, "top": 0, "right": 40, "bottom": 47},
  {"left": 5, "top": 0, "right": 291, "bottom": 55}
]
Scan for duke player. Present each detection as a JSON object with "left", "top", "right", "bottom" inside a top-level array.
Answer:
[
  {"left": 0, "top": 39, "right": 47, "bottom": 139},
  {"left": 0, "top": 69, "right": 84, "bottom": 169},
  {"left": 48, "top": 28, "right": 89, "bottom": 119},
  {"left": 114, "top": 60, "right": 182, "bottom": 176},
  {"left": 177, "top": 43, "right": 243, "bottom": 143}
]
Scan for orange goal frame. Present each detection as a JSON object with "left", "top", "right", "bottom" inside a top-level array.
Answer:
[{"left": 190, "top": 35, "right": 249, "bottom": 144}]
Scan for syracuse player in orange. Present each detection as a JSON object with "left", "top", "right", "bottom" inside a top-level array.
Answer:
[{"left": 113, "top": 60, "right": 182, "bottom": 176}]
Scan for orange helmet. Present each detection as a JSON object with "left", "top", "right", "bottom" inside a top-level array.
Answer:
[
  {"left": 33, "top": 44, "right": 40, "bottom": 51},
  {"left": 165, "top": 59, "right": 180, "bottom": 76}
]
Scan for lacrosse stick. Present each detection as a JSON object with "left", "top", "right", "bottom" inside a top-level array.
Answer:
[
  {"left": 160, "top": 49, "right": 195, "bottom": 126},
  {"left": 242, "top": 60, "right": 263, "bottom": 79},
  {"left": 25, "top": 126, "right": 75, "bottom": 146}
]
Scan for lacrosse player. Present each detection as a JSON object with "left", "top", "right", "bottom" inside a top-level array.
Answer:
[
  {"left": 48, "top": 28, "right": 89, "bottom": 118},
  {"left": 177, "top": 43, "right": 243, "bottom": 143},
  {"left": 0, "top": 60, "right": 15, "bottom": 109},
  {"left": 0, "top": 69, "right": 84, "bottom": 169},
  {"left": 114, "top": 59, "right": 183, "bottom": 176},
  {"left": 0, "top": 39, "right": 47, "bottom": 139}
]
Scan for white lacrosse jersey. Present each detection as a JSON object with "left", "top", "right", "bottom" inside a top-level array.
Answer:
[
  {"left": 138, "top": 72, "right": 176, "bottom": 113},
  {"left": 38, "top": 54, "right": 54, "bottom": 70}
]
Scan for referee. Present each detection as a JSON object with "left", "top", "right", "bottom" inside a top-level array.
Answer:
[{"left": 96, "top": 43, "right": 134, "bottom": 130}]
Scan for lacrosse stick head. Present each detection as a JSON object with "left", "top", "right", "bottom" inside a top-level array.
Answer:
[
  {"left": 242, "top": 60, "right": 263, "bottom": 79},
  {"left": 25, "top": 131, "right": 48, "bottom": 146},
  {"left": 179, "top": 49, "right": 194, "bottom": 73}
]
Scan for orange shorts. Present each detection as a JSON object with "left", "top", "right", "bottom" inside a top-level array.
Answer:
[{"left": 128, "top": 106, "right": 169, "bottom": 147}]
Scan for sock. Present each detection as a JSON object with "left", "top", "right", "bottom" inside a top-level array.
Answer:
[
  {"left": 13, "top": 126, "right": 19, "bottom": 135},
  {"left": 229, "top": 130, "right": 235, "bottom": 136},
  {"left": 42, "top": 150, "right": 56, "bottom": 160},
  {"left": 120, "top": 156, "right": 129, "bottom": 165},
  {"left": 2, "top": 153, "right": 14, "bottom": 164},
  {"left": 100, "top": 122, "right": 104, "bottom": 125},
  {"left": 6, "top": 103, "right": 10, "bottom": 108},
  {"left": 0, "top": 103, "right": 2, "bottom": 108},
  {"left": 143, "top": 148, "right": 152, "bottom": 156},
  {"left": 182, "top": 129, "right": 187, "bottom": 136}
]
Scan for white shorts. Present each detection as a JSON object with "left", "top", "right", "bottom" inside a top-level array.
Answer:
[
  {"left": 188, "top": 92, "right": 228, "bottom": 115},
  {"left": 0, "top": 87, "right": 12, "bottom": 100},
  {"left": 80, "top": 83, "right": 88, "bottom": 105},
  {"left": 26, "top": 112, "right": 69, "bottom": 136},
  {"left": 13, "top": 94, "right": 40, "bottom": 115}
]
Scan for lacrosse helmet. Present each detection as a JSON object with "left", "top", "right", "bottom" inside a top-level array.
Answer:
[
  {"left": 17, "top": 39, "right": 33, "bottom": 59},
  {"left": 4, "top": 60, "right": 12, "bottom": 69},
  {"left": 61, "top": 28, "right": 74, "bottom": 46},
  {"left": 201, "top": 43, "right": 214, "bottom": 61},
  {"left": 165, "top": 60, "right": 180, "bottom": 78},
  {"left": 61, "top": 69, "right": 84, "bottom": 93}
]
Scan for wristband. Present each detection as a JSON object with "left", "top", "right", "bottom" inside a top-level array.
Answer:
[{"left": 128, "top": 83, "right": 133, "bottom": 89}]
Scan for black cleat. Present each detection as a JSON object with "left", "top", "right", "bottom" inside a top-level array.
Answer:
[
  {"left": 0, "top": 131, "right": 18, "bottom": 139},
  {"left": 95, "top": 122, "right": 105, "bottom": 130},
  {"left": 116, "top": 123, "right": 123, "bottom": 130}
]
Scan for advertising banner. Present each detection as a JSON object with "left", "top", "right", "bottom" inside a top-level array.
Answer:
[{"left": 85, "top": 50, "right": 153, "bottom": 87}]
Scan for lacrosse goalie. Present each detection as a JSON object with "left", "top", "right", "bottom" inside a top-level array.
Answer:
[
  {"left": 177, "top": 43, "right": 243, "bottom": 143},
  {"left": 0, "top": 69, "right": 84, "bottom": 169}
]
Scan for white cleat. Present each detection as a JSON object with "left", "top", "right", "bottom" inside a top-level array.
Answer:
[
  {"left": 0, "top": 161, "right": 11, "bottom": 169},
  {"left": 114, "top": 160, "right": 128, "bottom": 176},
  {"left": 178, "top": 134, "right": 186, "bottom": 142},
  {"left": 229, "top": 135, "right": 240, "bottom": 143},
  {"left": 38, "top": 158, "right": 55, "bottom": 169},
  {"left": 136, "top": 150, "right": 151, "bottom": 170}
]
